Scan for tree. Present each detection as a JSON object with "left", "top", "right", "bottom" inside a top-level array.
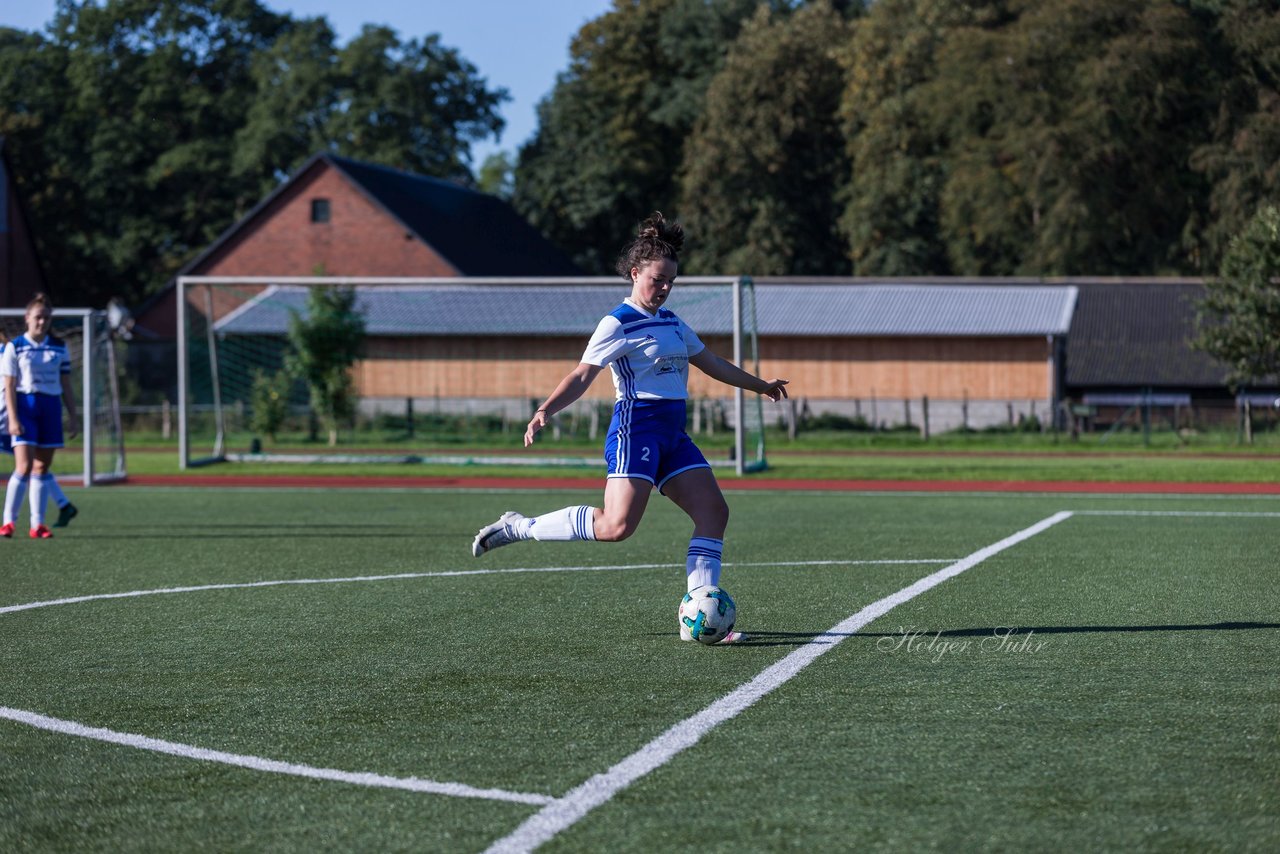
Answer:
[
  {"left": 836, "top": 0, "right": 966, "bottom": 275},
  {"left": 476, "top": 151, "right": 515, "bottom": 200},
  {"left": 230, "top": 15, "right": 345, "bottom": 187},
  {"left": 248, "top": 367, "right": 291, "bottom": 442},
  {"left": 1187, "top": 0, "right": 1280, "bottom": 271},
  {"left": 680, "top": 2, "right": 855, "bottom": 275},
  {"left": 285, "top": 287, "right": 366, "bottom": 446},
  {"left": 0, "top": 0, "right": 507, "bottom": 308},
  {"left": 512, "top": 0, "right": 767, "bottom": 274},
  {"left": 322, "top": 26, "right": 505, "bottom": 180},
  {"left": 920, "top": 0, "right": 1215, "bottom": 275},
  {"left": 1193, "top": 205, "right": 1280, "bottom": 388}
]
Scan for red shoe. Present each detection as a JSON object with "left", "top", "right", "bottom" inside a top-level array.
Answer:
[
  {"left": 29, "top": 524, "right": 53, "bottom": 539},
  {"left": 0, "top": 522, "right": 13, "bottom": 538}
]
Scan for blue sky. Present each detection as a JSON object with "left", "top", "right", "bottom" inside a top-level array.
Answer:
[{"left": 0, "top": 0, "right": 614, "bottom": 170}]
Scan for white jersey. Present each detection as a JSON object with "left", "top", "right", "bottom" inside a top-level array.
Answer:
[
  {"left": 0, "top": 334, "right": 71, "bottom": 396},
  {"left": 581, "top": 299, "right": 705, "bottom": 401}
]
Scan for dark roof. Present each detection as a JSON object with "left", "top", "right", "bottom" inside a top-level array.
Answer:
[
  {"left": 1064, "top": 281, "right": 1229, "bottom": 389},
  {"left": 324, "top": 155, "right": 580, "bottom": 276},
  {"left": 176, "top": 152, "right": 580, "bottom": 279}
]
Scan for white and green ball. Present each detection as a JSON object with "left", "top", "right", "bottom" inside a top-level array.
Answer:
[{"left": 679, "top": 585, "right": 736, "bottom": 645}]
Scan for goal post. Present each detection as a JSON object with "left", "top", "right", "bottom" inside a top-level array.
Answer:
[
  {"left": 733, "top": 276, "right": 765, "bottom": 477},
  {"left": 0, "top": 308, "right": 127, "bottom": 486},
  {"left": 176, "top": 275, "right": 768, "bottom": 474}
]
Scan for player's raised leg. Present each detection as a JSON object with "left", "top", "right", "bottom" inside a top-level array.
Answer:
[
  {"left": 471, "top": 477, "right": 652, "bottom": 557},
  {"left": 592, "top": 476, "right": 651, "bottom": 542}
]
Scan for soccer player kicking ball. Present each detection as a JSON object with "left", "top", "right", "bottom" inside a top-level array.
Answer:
[
  {"left": 1, "top": 296, "right": 80, "bottom": 539},
  {"left": 471, "top": 212, "right": 788, "bottom": 644}
]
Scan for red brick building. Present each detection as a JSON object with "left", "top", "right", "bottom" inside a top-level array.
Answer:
[
  {"left": 0, "top": 137, "right": 49, "bottom": 308},
  {"left": 134, "top": 152, "right": 579, "bottom": 338}
]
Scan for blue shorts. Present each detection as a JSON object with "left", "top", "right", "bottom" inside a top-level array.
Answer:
[
  {"left": 11, "top": 393, "right": 64, "bottom": 449},
  {"left": 0, "top": 432, "right": 10, "bottom": 455},
  {"left": 604, "top": 399, "right": 709, "bottom": 492}
]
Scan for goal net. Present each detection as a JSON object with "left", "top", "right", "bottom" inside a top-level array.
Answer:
[
  {"left": 0, "top": 308, "right": 127, "bottom": 485},
  {"left": 177, "top": 276, "right": 768, "bottom": 475}
]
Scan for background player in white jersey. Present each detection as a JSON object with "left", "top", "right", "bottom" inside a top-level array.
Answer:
[
  {"left": 0, "top": 329, "right": 78, "bottom": 534},
  {"left": 2, "top": 295, "right": 80, "bottom": 539},
  {"left": 471, "top": 213, "right": 789, "bottom": 643}
]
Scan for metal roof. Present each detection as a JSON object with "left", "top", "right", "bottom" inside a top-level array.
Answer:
[
  {"left": 215, "top": 285, "right": 640, "bottom": 337},
  {"left": 213, "top": 283, "right": 1077, "bottom": 338},
  {"left": 756, "top": 285, "right": 1075, "bottom": 336}
]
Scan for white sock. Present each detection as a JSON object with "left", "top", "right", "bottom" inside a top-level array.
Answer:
[
  {"left": 4, "top": 474, "right": 29, "bottom": 526},
  {"left": 686, "top": 537, "right": 724, "bottom": 591},
  {"left": 42, "top": 474, "right": 69, "bottom": 509},
  {"left": 528, "top": 505, "right": 597, "bottom": 542},
  {"left": 29, "top": 474, "right": 47, "bottom": 527}
]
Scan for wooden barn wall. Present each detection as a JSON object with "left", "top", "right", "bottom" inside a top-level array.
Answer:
[
  {"left": 353, "top": 335, "right": 1051, "bottom": 400},
  {"left": 757, "top": 336, "right": 1051, "bottom": 399}
]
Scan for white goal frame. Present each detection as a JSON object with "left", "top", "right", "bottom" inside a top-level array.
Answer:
[
  {"left": 0, "top": 307, "right": 127, "bottom": 486},
  {"left": 176, "top": 276, "right": 766, "bottom": 475}
]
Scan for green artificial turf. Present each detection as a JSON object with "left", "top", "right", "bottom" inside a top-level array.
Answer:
[
  {"left": 1, "top": 488, "right": 1276, "bottom": 850},
  {"left": 112, "top": 444, "right": 1280, "bottom": 483}
]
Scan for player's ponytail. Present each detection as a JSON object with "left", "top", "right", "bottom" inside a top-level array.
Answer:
[
  {"left": 25, "top": 292, "right": 52, "bottom": 313},
  {"left": 615, "top": 211, "right": 684, "bottom": 279}
]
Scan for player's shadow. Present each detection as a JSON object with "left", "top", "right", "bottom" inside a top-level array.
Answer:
[
  {"left": 647, "top": 630, "right": 855, "bottom": 646},
  {"left": 740, "top": 621, "right": 1280, "bottom": 647},
  {"left": 726, "top": 630, "right": 855, "bottom": 647},
  {"left": 859, "top": 621, "right": 1280, "bottom": 638}
]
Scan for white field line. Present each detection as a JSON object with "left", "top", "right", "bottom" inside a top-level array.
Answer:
[
  {"left": 732, "top": 559, "right": 952, "bottom": 567},
  {"left": 0, "top": 556, "right": 951, "bottom": 804},
  {"left": 485, "top": 511, "right": 1075, "bottom": 854},
  {"left": 0, "top": 706, "right": 553, "bottom": 806},
  {"left": 1074, "top": 509, "right": 1280, "bottom": 517},
  {"left": 0, "top": 560, "right": 954, "bottom": 617}
]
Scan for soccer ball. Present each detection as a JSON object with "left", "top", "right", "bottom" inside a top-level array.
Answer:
[{"left": 679, "top": 585, "right": 736, "bottom": 645}]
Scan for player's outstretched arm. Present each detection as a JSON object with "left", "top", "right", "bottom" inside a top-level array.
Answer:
[
  {"left": 525, "top": 362, "right": 604, "bottom": 446},
  {"left": 689, "top": 350, "right": 789, "bottom": 402}
]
